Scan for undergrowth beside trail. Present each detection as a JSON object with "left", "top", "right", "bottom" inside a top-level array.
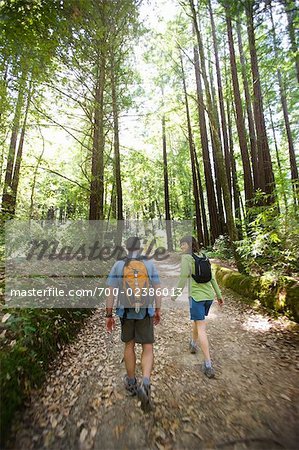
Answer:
[{"left": 0, "top": 307, "right": 94, "bottom": 446}]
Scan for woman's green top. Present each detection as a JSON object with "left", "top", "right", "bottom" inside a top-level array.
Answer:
[{"left": 176, "top": 253, "right": 222, "bottom": 302}]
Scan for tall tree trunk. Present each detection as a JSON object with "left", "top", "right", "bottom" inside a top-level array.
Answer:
[
  {"left": 268, "top": 102, "right": 287, "bottom": 212},
  {"left": 29, "top": 126, "right": 45, "bottom": 220},
  {"left": 209, "top": 124, "right": 226, "bottom": 235},
  {"left": 0, "top": 59, "right": 9, "bottom": 136},
  {"left": 208, "top": 45, "right": 228, "bottom": 232},
  {"left": 111, "top": 52, "right": 124, "bottom": 221},
  {"left": 246, "top": 0, "right": 276, "bottom": 203},
  {"left": 225, "top": 8, "right": 254, "bottom": 203},
  {"left": 269, "top": 1, "right": 298, "bottom": 206},
  {"left": 226, "top": 93, "right": 242, "bottom": 238},
  {"left": 190, "top": 0, "right": 246, "bottom": 272},
  {"left": 10, "top": 76, "right": 33, "bottom": 215},
  {"left": 194, "top": 148, "right": 209, "bottom": 246},
  {"left": 106, "top": 183, "right": 116, "bottom": 222},
  {"left": 281, "top": 0, "right": 299, "bottom": 82},
  {"left": 89, "top": 52, "right": 105, "bottom": 220},
  {"left": 208, "top": 0, "right": 232, "bottom": 195},
  {"left": 189, "top": 0, "right": 238, "bottom": 248},
  {"left": 180, "top": 52, "right": 204, "bottom": 245},
  {"left": 236, "top": 20, "right": 259, "bottom": 191},
  {"left": 193, "top": 43, "right": 220, "bottom": 243},
  {"left": 223, "top": 51, "right": 242, "bottom": 226},
  {"left": 162, "top": 114, "right": 173, "bottom": 251},
  {"left": 1, "top": 68, "right": 27, "bottom": 217}
]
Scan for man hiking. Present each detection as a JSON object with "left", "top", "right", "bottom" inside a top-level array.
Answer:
[{"left": 105, "top": 236, "right": 161, "bottom": 412}]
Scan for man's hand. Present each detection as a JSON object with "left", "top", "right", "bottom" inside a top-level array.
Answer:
[
  {"left": 154, "top": 309, "right": 161, "bottom": 325},
  {"left": 105, "top": 287, "right": 115, "bottom": 332},
  {"left": 217, "top": 297, "right": 224, "bottom": 307},
  {"left": 106, "top": 317, "right": 115, "bottom": 333}
]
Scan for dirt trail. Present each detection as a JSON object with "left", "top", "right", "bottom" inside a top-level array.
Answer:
[{"left": 7, "top": 257, "right": 299, "bottom": 450}]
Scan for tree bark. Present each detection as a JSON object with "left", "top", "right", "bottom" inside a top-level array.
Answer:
[
  {"left": 10, "top": 76, "right": 33, "bottom": 215},
  {"left": 246, "top": 0, "right": 276, "bottom": 203},
  {"left": 89, "top": 51, "right": 105, "bottom": 220},
  {"left": 226, "top": 9, "right": 254, "bottom": 203},
  {"left": 189, "top": 0, "right": 238, "bottom": 246},
  {"left": 193, "top": 43, "right": 220, "bottom": 243},
  {"left": 111, "top": 51, "right": 124, "bottom": 221},
  {"left": 236, "top": 20, "right": 259, "bottom": 191},
  {"left": 180, "top": 51, "right": 204, "bottom": 245},
  {"left": 208, "top": 0, "right": 232, "bottom": 195},
  {"left": 108, "top": 183, "right": 116, "bottom": 221},
  {"left": 281, "top": 0, "right": 299, "bottom": 82},
  {"left": 269, "top": 1, "right": 298, "bottom": 206},
  {"left": 208, "top": 45, "right": 228, "bottom": 234},
  {"left": 29, "top": 127, "right": 45, "bottom": 220},
  {"left": 209, "top": 124, "right": 226, "bottom": 235},
  {"left": 194, "top": 147, "right": 209, "bottom": 247},
  {"left": 0, "top": 59, "right": 9, "bottom": 134},
  {"left": 1, "top": 68, "right": 27, "bottom": 217},
  {"left": 226, "top": 93, "right": 242, "bottom": 237},
  {"left": 162, "top": 114, "right": 173, "bottom": 251},
  {"left": 268, "top": 102, "right": 287, "bottom": 212}
]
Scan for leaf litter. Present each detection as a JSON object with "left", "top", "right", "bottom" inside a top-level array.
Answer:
[{"left": 6, "top": 258, "right": 299, "bottom": 450}]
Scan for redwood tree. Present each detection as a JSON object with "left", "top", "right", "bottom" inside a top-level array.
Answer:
[{"left": 246, "top": 0, "right": 276, "bottom": 203}]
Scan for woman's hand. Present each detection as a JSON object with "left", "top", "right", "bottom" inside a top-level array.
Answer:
[{"left": 217, "top": 297, "right": 224, "bottom": 307}]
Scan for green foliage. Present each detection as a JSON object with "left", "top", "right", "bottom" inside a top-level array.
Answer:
[
  {"left": 208, "top": 235, "right": 234, "bottom": 260},
  {"left": 237, "top": 205, "right": 299, "bottom": 276},
  {"left": 0, "top": 0, "right": 65, "bottom": 79}
]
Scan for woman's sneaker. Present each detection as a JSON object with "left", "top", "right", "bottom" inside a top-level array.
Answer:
[
  {"left": 202, "top": 363, "right": 215, "bottom": 379},
  {"left": 189, "top": 340, "right": 198, "bottom": 354},
  {"left": 137, "top": 381, "right": 152, "bottom": 412},
  {"left": 123, "top": 375, "right": 138, "bottom": 396}
]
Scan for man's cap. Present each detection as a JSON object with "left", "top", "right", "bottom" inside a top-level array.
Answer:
[{"left": 125, "top": 236, "right": 141, "bottom": 251}]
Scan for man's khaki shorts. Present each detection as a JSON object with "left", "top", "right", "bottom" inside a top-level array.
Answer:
[{"left": 120, "top": 315, "right": 154, "bottom": 344}]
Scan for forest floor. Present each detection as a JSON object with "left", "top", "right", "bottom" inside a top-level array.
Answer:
[{"left": 6, "top": 255, "right": 299, "bottom": 450}]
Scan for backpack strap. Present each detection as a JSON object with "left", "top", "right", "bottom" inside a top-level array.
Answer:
[
  {"left": 123, "top": 255, "right": 145, "bottom": 268},
  {"left": 191, "top": 252, "right": 199, "bottom": 278}
]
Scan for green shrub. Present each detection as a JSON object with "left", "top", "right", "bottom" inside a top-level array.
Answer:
[
  {"left": 208, "top": 235, "right": 234, "bottom": 260},
  {"left": 236, "top": 206, "right": 299, "bottom": 276}
]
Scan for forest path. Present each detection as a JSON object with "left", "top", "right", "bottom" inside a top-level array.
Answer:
[{"left": 8, "top": 256, "right": 299, "bottom": 450}]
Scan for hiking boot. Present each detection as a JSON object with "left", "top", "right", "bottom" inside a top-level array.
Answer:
[
  {"left": 123, "top": 375, "right": 138, "bottom": 396},
  {"left": 137, "top": 381, "right": 152, "bottom": 412},
  {"left": 202, "top": 363, "right": 215, "bottom": 379},
  {"left": 189, "top": 340, "right": 198, "bottom": 354}
]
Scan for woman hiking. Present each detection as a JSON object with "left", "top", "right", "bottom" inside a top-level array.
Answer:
[{"left": 172, "top": 236, "right": 224, "bottom": 378}]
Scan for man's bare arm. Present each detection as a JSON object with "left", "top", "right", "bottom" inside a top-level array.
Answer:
[{"left": 105, "top": 287, "right": 114, "bottom": 316}]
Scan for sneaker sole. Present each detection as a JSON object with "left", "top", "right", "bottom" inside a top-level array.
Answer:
[
  {"left": 203, "top": 368, "right": 215, "bottom": 379},
  {"left": 125, "top": 388, "right": 137, "bottom": 396},
  {"left": 123, "top": 376, "right": 138, "bottom": 396},
  {"left": 137, "top": 388, "right": 153, "bottom": 412},
  {"left": 205, "top": 372, "right": 215, "bottom": 379}
]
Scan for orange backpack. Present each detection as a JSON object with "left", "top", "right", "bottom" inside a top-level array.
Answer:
[{"left": 122, "top": 259, "right": 150, "bottom": 311}]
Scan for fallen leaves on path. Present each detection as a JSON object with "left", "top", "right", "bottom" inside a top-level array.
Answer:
[{"left": 6, "top": 259, "right": 299, "bottom": 450}]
